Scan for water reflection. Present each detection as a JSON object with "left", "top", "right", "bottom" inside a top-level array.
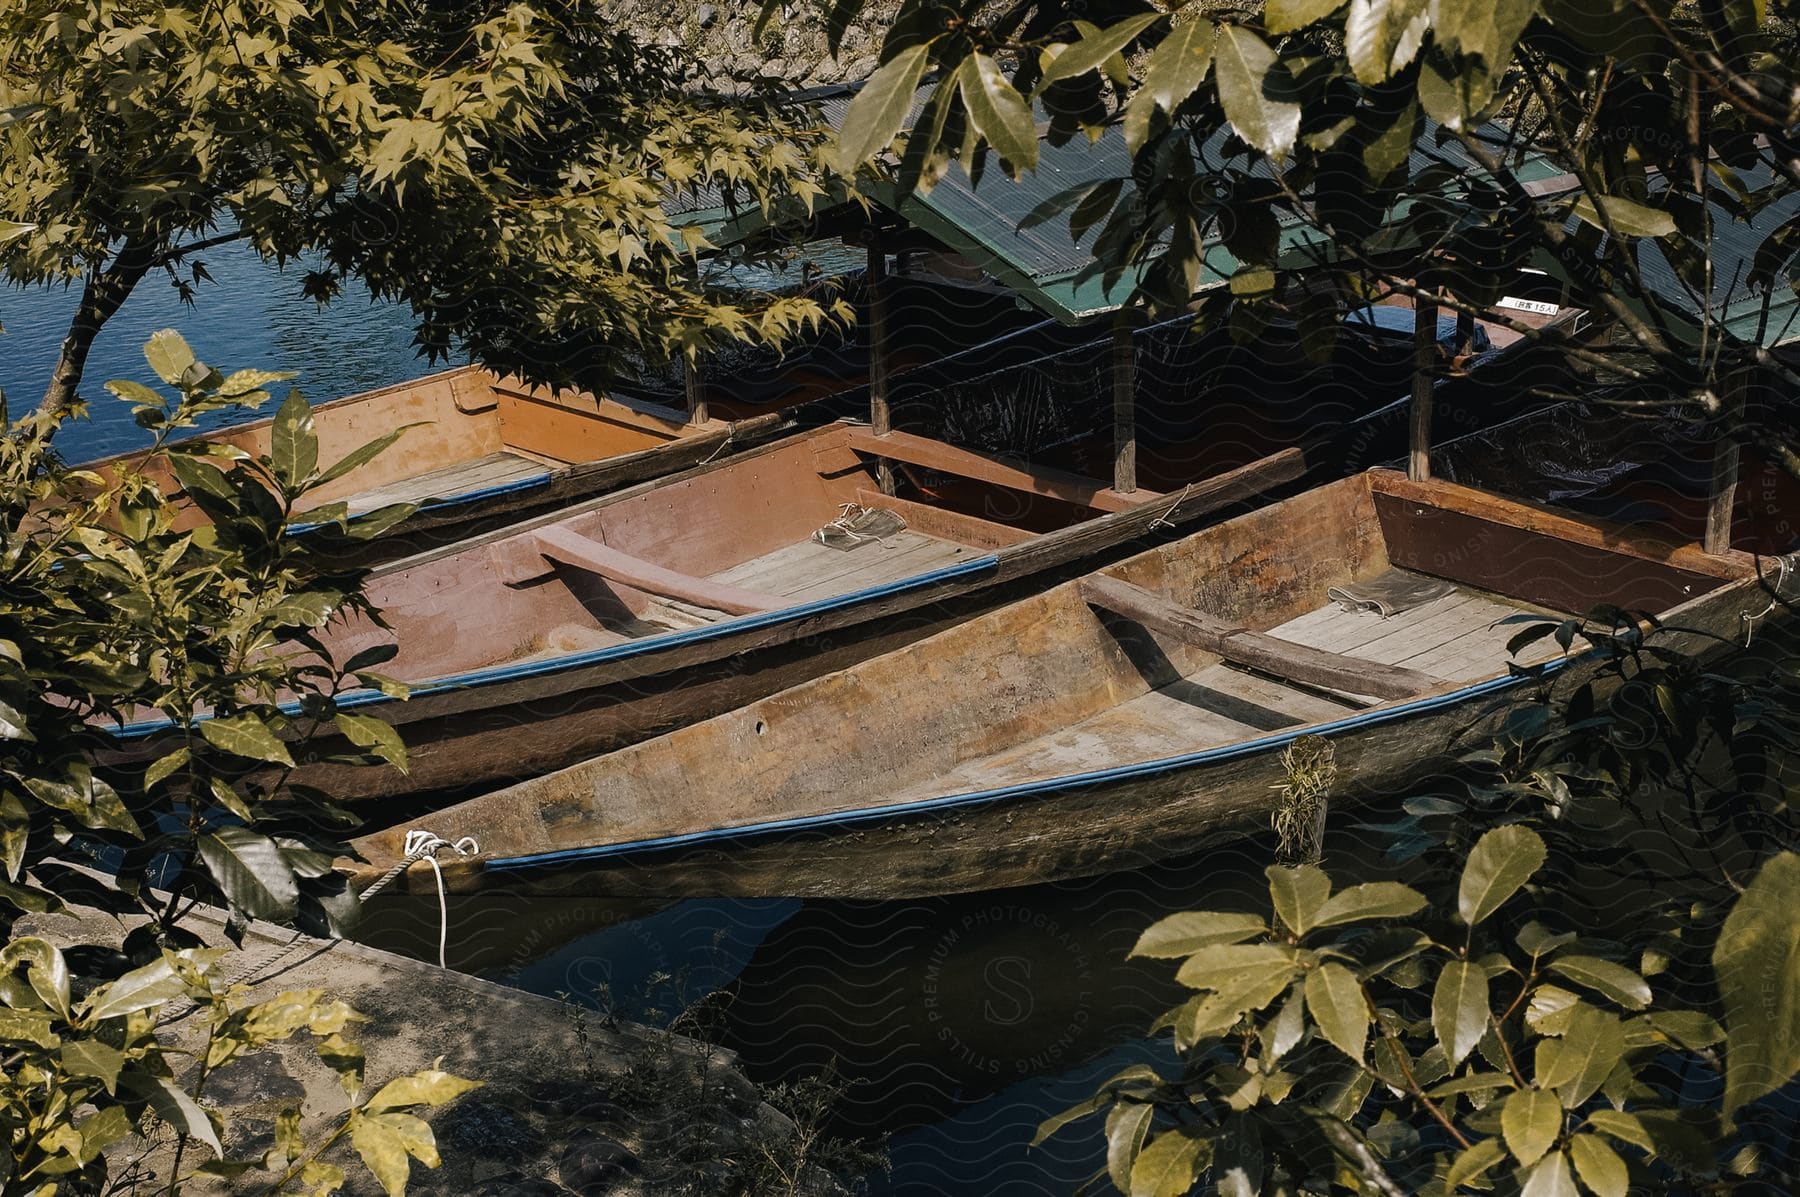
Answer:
[{"left": 356, "top": 820, "right": 1408, "bottom": 1194}]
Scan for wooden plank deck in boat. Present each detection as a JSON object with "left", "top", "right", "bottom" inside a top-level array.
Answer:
[
  {"left": 892, "top": 583, "right": 1561, "bottom": 798},
  {"left": 707, "top": 531, "right": 980, "bottom": 604},
  {"left": 336, "top": 451, "right": 551, "bottom": 516}
]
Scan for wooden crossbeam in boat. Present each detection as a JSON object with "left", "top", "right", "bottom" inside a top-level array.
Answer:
[
  {"left": 533, "top": 526, "right": 785, "bottom": 616},
  {"left": 843, "top": 428, "right": 1160, "bottom": 513},
  {"left": 1078, "top": 574, "right": 1441, "bottom": 701}
]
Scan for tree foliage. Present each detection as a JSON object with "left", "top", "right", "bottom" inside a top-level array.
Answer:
[
  {"left": 2, "top": 333, "right": 471, "bottom": 1192},
  {"left": 816, "top": 0, "right": 1800, "bottom": 448},
  {"left": 1036, "top": 614, "right": 1800, "bottom": 1194},
  {"left": 0, "top": 1, "right": 846, "bottom": 422}
]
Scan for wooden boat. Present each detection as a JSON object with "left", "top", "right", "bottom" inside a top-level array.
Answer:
[
  {"left": 82, "top": 365, "right": 789, "bottom": 560},
  {"left": 99, "top": 422, "right": 1317, "bottom": 800},
  {"left": 345, "top": 468, "right": 1781, "bottom": 900}
]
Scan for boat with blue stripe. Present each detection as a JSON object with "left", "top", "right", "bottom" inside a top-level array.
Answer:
[{"left": 347, "top": 468, "right": 1778, "bottom": 899}]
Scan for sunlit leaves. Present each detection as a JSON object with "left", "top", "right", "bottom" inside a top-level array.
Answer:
[
  {"left": 959, "top": 54, "right": 1039, "bottom": 175},
  {"left": 838, "top": 42, "right": 931, "bottom": 171},
  {"left": 1124, "top": 17, "right": 1215, "bottom": 155},
  {"left": 1432, "top": 960, "right": 1489, "bottom": 1067},
  {"left": 1036, "top": 15, "right": 1162, "bottom": 94},
  {"left": 1304, "top": 962, "right": 1369, "bottom": 1063},
  {"left": 1570, "top": 194, "right": 1678, "bottom": 239},
  {"left": 1545, "top": 956, "right": 1652, "bottom": 1011},
  {"left": 199, "top": 714, "right": 296, "bottom": 767},
  {"left": 1131, "top": 910, "right": 1266, "bottom": 958},
  {"left": 1458, "top": 825, "right": 1546, "bottom": 926},
  {"left": 1213, "top": 25, "right": 1301, "bottom": 160},
  {"left": 1713, "top": 851, "right": 1800, "bottom": 1116},
  {"left": 270, "top": 390, "right": 318, "bottom": 490},
  {"left": 1502, "top": 1087, "right": 1562, "bottom": 1166},
  {"left": 1345, "top": 0, "right": 1430, "bottom": 84}
]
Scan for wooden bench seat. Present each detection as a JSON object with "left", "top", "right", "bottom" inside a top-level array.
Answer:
[{"left": 533, "top": 527, "right": 785, "bottom": 616}]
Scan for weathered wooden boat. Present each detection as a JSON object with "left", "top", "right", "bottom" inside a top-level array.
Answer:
[
  {"left": 346, "top": 468, "right": 1783, "bottom": 900},
  {"left": 99, "top": 421, "right": 1317, "bottom": 800},
  {"left": 82, "top": 365, "right": 789, "bottom": 559}
]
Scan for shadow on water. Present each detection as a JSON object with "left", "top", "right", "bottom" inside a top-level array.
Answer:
[{"left": 355, "top": 814, "right": 1415, "bottom": 1195}]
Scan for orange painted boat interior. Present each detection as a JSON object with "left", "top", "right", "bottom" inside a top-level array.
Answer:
[{"left": 83, "top": 366, "right": 721, "bottom": 530}]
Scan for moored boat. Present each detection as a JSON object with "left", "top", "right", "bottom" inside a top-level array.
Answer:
[
  {"left": 345, "top": 468, "right": 1784, "bottom": 900},
  {"left": 98, "top": 420, "right": 1316, "bottom": 801},
  {"left": 80, "top": 365, "right": 790, "bottom": 560}
]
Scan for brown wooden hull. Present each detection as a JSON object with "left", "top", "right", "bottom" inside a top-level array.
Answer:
[
  {"left": 346, "top": 471, "right": 1774, "bottom": 901},
  {"left": 99, "top": 425, "right": 1317, "bottom": 806}
]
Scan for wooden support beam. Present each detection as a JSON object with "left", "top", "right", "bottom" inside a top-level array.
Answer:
[
  {"left": 1409, "top": 298, "right": 1438, "bottom": 482},
  {"left": 1112, "top": 318, "right": 1137, "bottom": 495},
  {"left": 534, "top": 526, "right": 785, "bottom": 615},
  {"left": 867, "top": 242, "right": 895, "bottom": 495},
  {"left": 684, "top": 357, "right": 708, "bottom": 424},
  {"left": 1078, "top": 574, "right": 1440, "bottom": 701},
  {"left": 1704, "top": 372, "right": 1748, "bottom": 556},
  {"left": 845, "top": 428, "right": 1161, "bottom": 513}
]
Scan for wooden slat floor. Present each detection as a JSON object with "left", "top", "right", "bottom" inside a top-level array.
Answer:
[
  {"left": 892, "top": 582, "right": 1569, "bottom": 799},
  {"left": 336, "top": 451, "right": 550, "bottom": 515},
  {"left": 708, "top": 531, "right": 980, "bottom": 604}
]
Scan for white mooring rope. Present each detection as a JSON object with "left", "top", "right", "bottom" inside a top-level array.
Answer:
[{"left": 357, "top": 829, "right": 480, "bottom": 968}]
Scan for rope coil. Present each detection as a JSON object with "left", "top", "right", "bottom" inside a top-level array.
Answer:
[{"left": 1742, "top": 554, "right": 1796, "bottom": 647}]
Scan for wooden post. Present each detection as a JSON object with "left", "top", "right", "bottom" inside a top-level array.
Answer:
[
  {"left": 1112, "top": 316, "right": 1137, "bottom": 495},
  {"left": 684, "top": 356, "right": 708, "bottom": 424},
  {"left": 1704, "top": 371, "right": 1748, "bottom": 555},
  {"left": 867, "top": 241, "right": 894, "bottom": 495},
  {"left": 1409, "top": 297, "right": 1438, "bottom": 482}
]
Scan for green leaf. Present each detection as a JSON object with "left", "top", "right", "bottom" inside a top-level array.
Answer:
[
  {"left": 313, "top": 428, "right": 410, "bottom": 489},
  {"left": 1, "top": 937, "right": 71, "bottom": 1016},
  {"left": 1433, "top": 960, "right": 1491, "bottom": 1068},
  {"left": 104, "top": 378, "right": 167, "bottom": 410},
  {"left": 0, "top": 1008, "right": 59, "bottom": 1049},
  {"left": 1458, "top": 825, "right": 1546, "bottom": 926},
  {"left": 1267, "top": 863, "right": 1331, "bottom": 934},
  {"left": 1501, "top": 1087, "right": 1562, "bottom": 1166},
  {"left": 1267, "top": 0, "right": 1348, "bottom": 33},
  {"left": 1546, "top": 957, "right": 1653, "bottom": 1011},
  {"left": 1643, "top": 1009, "right": 1725, "bottom": 1050},
  {"left": 1445, "top": 1136, "right": 1507, "bottom": 1190},
  {"left": 837, "top": 43, "right": 932, "bottom": 170},
  {"left": 1519, "top": 1150, "right": 1579, "bottom": 1197},
  {"left": 270, "top": 390, "right": 319, "bottom": 490},
  {"left": 1133, "top": 911, "right": 1267, "bottom": 958},
  {"left": 350, "top": 1113, "right": 412, "bottom": 1197},
  {"left": 1175, "top": 942, "right": 1293, "bottom": 988},
  {"left": 1570, "top": 194, "right": 1678, "bottom": 239},
  {"left": 1124, "top": 18, "right": 1215, "bottom": 154},
  {"left": 144, "top": 329, "right": 198, "bottom": 387},
  {"left": 1106, "top": 1101, "right": 1155, "bottom": 1192},
  {"left": 0, "top": 696, "right": 28, "bottom": 742},
  {"left": 144, "top": 747, "right": 191, "bottom": 792},
  {"left": 1036, "top": 14, "right": 1162, "bottom": 93},
  {"left": 1304, "top": 963, "right": 1369, "bottom": 1063},
  {"left": 123, "top": 1073, "right": 221, "bottom": 1156},
  {"left": 60, "top": 1039, "right": 125, "bottom": 1094},
  {"left": 196, "top": 827, "right": 301, "bottom": 922},
  {"left": 1584, "top": 1109, "right": 1653, "bottom": 1152},
  {"left": 198, "top": 714, "right": 295, "bottom": 767},
  {"left": 333, "top": 712, "right": 408, "bottom": 770},
  {"left": 1214, "top": 24, "right": 1301, "bottom": 159},
  {"left": 1346, "top": 0, "right": 1429, "bottom": 84},
  {"left": 1539, "top": 1003, "right": 1625, "bottom": 1107},
  {"left": 1130, "top": 1127, "right": 1206, "bottom": 1197},
  {"left": 1712, "top": 850, "right": 1800, "bottom": 1116},
  {"left": 341, "top": 502, "right": 417, "bottom": 541},
  {"left": 959, "top": 54, "right": 1039, "bottom": 172},
  {"left": 1430, "top": 0, "right": 1540, "bottom": 69},
  {"left": 85, "top": 956, "right": 188, "bottom": 1021},
  {"left": 366, "top": 1068, "right": 480, "bottom": 1112},
  {"left": 1312, "top": 881, "right": 1427, "bottom": 928},
  {"left": 1567, "top": 1133, "right": 1629, "bottom": 1197}
]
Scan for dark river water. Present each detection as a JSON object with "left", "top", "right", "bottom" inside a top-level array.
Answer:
[{"left": 1, "top": 243, "right": 424, "bottom": 461}]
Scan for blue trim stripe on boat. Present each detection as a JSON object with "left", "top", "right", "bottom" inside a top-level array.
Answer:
[
  {"left": 288, "top": 471, "right": 554, "bottom": 535},
  {"left": 483, "top": 657, "right": 1573, "bottom": 876},
  {"left": 107, "top": 552, "right": 1003, "bottom": 739}
]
